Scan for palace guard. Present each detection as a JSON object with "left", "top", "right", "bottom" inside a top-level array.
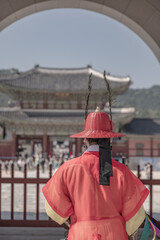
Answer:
[{"left": 42, "top": 107, "right": 149, "bottom": 240}]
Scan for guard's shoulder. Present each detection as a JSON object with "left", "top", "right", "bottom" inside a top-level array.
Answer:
[
  {"left": 61, "top": 156, "right": 82, "bottom": 168},
  {"left": 52, "top": 156, "right": 82, "bottom": 178},
  {"left": 112, "top": 158, "right": 128, "bottom": 174}
]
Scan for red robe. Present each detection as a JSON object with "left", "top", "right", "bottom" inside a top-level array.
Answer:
[{"left": 43, "top": 151, "right": 149, "bottom": 240}]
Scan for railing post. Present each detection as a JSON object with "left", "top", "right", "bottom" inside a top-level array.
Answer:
[
  {"left": 0, "top": 163, "right": 1, "bottom": 220},
  {"left": 49, "top": 163, "right": 52, "bottom": 178},
  {"left": 11, "top": 163, "right": 14, "bottom": 220},
  {"left": 150, "top": 165, "right": 153, "bottom": 217},
  {"left": 137, "top": 165, "right": 140, "bottom": 179},
  {"left": 48, "top": 163, "right": 52, "bottom": 221},
  {"left": 24, "top": 164, "right": 27, "bottom": 220},
  {"left": 36, "top": 164, "right": 39, "bottom": 220}
]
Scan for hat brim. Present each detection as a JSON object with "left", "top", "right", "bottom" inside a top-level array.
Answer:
[{"left": 70, "top": 130, "right": 125, "bottom": 138}]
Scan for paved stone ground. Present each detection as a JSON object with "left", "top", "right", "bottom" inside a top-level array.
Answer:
[
  {"left": 0, "top": 227, "right": 66, "bottom": 240},
  {"left": 0, "top": 227, "right": 157, "bottom": 240}
]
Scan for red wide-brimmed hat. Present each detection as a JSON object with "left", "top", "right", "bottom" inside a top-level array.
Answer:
[{"left": 70, "top": 107, "right": 125, "bottom": 138}]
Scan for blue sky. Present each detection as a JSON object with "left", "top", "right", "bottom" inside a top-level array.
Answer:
[{"left": 0, "top": 8, "right": 159, "bottom": 88}]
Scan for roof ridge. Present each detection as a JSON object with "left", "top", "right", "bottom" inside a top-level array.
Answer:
[
  {"left": 133, "top": 118, "right": 160, "bottom": 121},
  {"left": 35, "top": 65, "right": 90, "bottom": 71}
]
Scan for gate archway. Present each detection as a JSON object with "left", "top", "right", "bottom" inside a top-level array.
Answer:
[{"left": 0, "top": 0, "right": 160, "bottom": 61}]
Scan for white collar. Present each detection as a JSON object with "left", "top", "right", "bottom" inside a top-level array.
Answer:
[{"left": 85, "top": 145, "right": 99, "bottom": 152}]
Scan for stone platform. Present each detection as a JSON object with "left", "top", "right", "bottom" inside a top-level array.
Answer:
[{"left": 0, "top": 227, "right": 156, "bottom": 240}]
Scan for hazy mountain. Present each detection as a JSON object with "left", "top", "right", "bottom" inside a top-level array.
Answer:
[{"left": 115, "top": 85, "right": 160, "bottom": 118}]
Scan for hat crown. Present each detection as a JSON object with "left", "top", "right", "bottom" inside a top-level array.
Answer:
[
  {"left": 70, "top": 108, "right": 125, "bottom": 138},
  {"left": 85, "top": 112, "right": 112, "bottom": 132}
]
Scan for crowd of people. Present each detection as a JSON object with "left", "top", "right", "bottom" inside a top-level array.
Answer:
[
  {"left": 17, "top": 152, "right": 69, "bottom": 173},
  {"left": 1, "top": 148, "right": 72, "bottom": 174}
]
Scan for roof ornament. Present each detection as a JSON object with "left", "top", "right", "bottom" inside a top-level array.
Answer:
[
  {"left": 87, "top": 65, "right": 92, "bottom": 69},
  {"left": 34, "top": 64, "right": 39, "bottom": 69},
  {"left": 95, "top": 106, "right": 101, "bottom": 112}
]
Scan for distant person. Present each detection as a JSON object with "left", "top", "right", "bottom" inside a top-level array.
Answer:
[
  {"left": 4, "top": 161, "right": 9, "bottom": 173},
  {"left": 53, "top": 158, "right": 58, "bottom": 169},
  {"left": 59, "top": 157, "right": 64, "bottom": 167},
  {"left": 145, "top": 162, "right": 151, "bottom": 179},
  {"left": 26, "top": 156, "right": 30, "bottom": 168},
  {"left": 49, "top": 151, "right": 53, "bottom": 158},
  {"left": 41, "top": 158, "right": 45, "bottom": 173},
  {"left": 29, "top": 156, "right": 34, "bottom": 169},
  {"left": 17, "top": 158, "right": 22, "bottom": 171}
]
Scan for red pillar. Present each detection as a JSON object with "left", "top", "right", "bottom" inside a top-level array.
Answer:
[
  {"left": 31, "top": 140, "right": 34, "bottom": 155},
  {"left": 12, "top": 132, "right": 18, "bottom": 158},
  {"left": 36, "top": 102, "right": 38, "bottom": 109},
  {"left": 69, "top": 141, "right": 73, "bottom": 156},
  {"left": 77, "top": 102, "right": 82, "bottom": 109},
  {"left": 75, "top": 138, "right": 83, "bottom": 157},
  {"left": 43, "top": 101, "right": 48, "bottom": 109},
  {"left": 49, "top": 141, "right": 53, "bottom": 156},
  {"left": 42, "top": 133, "right": 49, "bottom": 158},
  {"left": 19, "top": 101, "right": 23, "bottom": 108}
]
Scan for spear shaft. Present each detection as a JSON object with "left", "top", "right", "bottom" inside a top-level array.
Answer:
[
  {"left": 103, "top": 70, "right": 112, "bottom": 121},
  {"left": 85, "top": 73, "right": 92, "bottom": 120}
]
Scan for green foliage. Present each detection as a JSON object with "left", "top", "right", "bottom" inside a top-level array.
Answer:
[
  {"left": 0, "top": 68, "right": 18, "bottom": 77},
  {"left": 0, "top": 69, "right": 18, "bottom": 106},
  {"left": 0, "top": 92, "right": 10, "bottom": 107},
  {"left": 115, "top": 85, "right": 160, "bottom": 118}
]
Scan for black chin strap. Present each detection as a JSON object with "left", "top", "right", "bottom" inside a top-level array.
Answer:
[{"left": 98, "top": 139, "right": 113, "bottom": 186}]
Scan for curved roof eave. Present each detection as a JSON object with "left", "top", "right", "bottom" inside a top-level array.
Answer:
[{"left": 0, "top": 66, "right": 131, "bottom": 93}]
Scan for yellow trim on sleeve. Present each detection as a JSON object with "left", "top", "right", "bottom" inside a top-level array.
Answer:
[
  {"left": 126, "top": 206, "right": 146, "bottom": 236},
  {"left": 45, "top": 200, "right": 68, "bottom": 225}
]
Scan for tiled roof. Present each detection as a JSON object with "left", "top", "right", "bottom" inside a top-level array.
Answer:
[
  {"left": 0, "top": 66, "right": 131, "bottom": 92},
  {"left": 0, "top": 108, "right": 135, "bottom": 125},
  {"left": 122, "top": 118, "right": 160, "bottom": 135},
  {"left": 0, "top": 107, "right": 28, "bottom": 120}
]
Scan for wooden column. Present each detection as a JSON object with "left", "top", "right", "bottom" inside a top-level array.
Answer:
[
  {"left": 77, "top": 102, "right": 82, "bottom": 109},
  {"left": 42, "top": 133, "right": 49, "bottom": 158},
  {"left": 69, "top": 141, "right": 73, "bottom": 156},
  {"left": 31, "top": 140, "right": 34, "bottom": 155},
  {"left": 12, "top": 132, "right": 18, "bottom": 158},
  {"left": 36, "top": 101, "right": 38, "bottom": 109},
  {"left": 19, "top": 101, "right": 23, "bottom": 108},
  {"left": 75, "top": 138, "right": 83, "bottom": 157},
  {"left": 49, "top": 140, "right": 53, "bottom": 156},
  {"left": 43, "top": 101, "right": 48, "bottom": 109}
]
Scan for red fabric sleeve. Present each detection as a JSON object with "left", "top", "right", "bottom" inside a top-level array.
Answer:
[
  {"left": 122, "top": 167, "right": 149, "bottom": 222},
  {"left": 42, "top": 166, "right": 73, "bottom": 218}
]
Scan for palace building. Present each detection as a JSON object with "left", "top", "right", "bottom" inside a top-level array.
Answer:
[{"left": 0, "top": 65, "right": 135, "bottom": 160}]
